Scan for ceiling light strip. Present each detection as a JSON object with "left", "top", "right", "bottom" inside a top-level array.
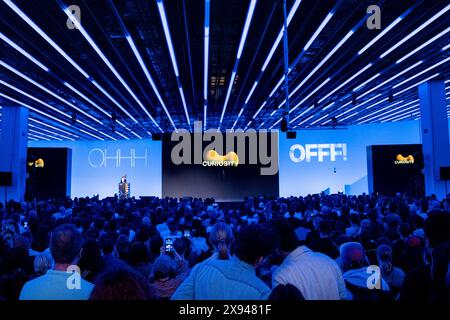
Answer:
[{"left": 219, "top": 0, "right": 257, "bottom": 126}]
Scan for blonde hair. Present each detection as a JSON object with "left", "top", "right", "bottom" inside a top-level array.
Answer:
[{"left": 209, "top": 222, "right": 234, "bottom": 260}]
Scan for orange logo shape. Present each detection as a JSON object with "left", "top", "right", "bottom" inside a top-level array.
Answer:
[
  {"left": 28, "top": 159, "right": 45, "bottom": 168},
  {"left": 204, "top": 150, "right": 239, "bottom": 167},
  {"left": 395, "top": 154, "right": 414, "bottom": 164}
]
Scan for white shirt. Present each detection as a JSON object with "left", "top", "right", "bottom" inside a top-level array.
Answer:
[
  {"left": 128, "top": 229, "right": 136, "bottom": 242},
  {"left": 20, "top": 270, "right": 94, "bottom": 300},
  {"left": 156, "top": 223, "right": 170, "bottom": 238},
  {"left": 272, "top": 246, "right": 348, "bottom": 300},
  {"left": 191, "top": 237, "right": 209, "bottom": 255}
]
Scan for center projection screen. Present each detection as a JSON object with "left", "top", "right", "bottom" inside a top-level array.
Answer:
[{"left": 162, "top": 131, "right": 279, "bottom": 201}]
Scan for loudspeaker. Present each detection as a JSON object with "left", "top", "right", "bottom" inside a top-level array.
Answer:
[
  {"left": 280, "top": 117, "right": 288, "bottom": 132},
  {"left": 440, "top": 167, "right": 450, "bottom": 180},
  {"left": 0, "top": 172, "right": 12, "bottom": 186},
  {"left": 286, "top": 131, "right": 297, "bottom": 139},
  {"left": 152, "top": 133, "right": 162, "bottom": 141}
]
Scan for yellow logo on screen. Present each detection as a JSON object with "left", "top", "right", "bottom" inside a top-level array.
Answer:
[
  {"left": 28, "top": 158, "right": 45, "bottom": 168},
  {"left": 202, "top": 150, "right": 239, "bottom": 167},
  {"left": 394, "top": 154, "right": 414, "bottom": 164}
]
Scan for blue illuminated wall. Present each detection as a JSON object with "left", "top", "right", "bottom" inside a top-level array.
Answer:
[
  {"left": 279, "top": 120, "right": 427, "bottom": 196},
  {"left": 26, "top": 118, "right": 450, "bottom": 199},
  {"left": 28, "top": 139, "right": 161, "bottom": 198}
]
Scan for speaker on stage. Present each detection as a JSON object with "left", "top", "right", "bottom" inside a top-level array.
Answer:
[
  {"left": 118, "top": 176, "right": 130, "bottom": 199},
  {"left": 0, "top": 172, "right": 12, "bottom": 186}
]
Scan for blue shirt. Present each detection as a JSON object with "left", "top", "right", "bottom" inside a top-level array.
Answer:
[
  {"left": 20, "top": 270, "right": 94, "bottom": 300},
  {"left": 171, "top": 256, "right": 270, "bottom": 300}
]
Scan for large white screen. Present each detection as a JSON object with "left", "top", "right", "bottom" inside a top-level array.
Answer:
[{"left": 28, "top": 139, "right": 161, "bottom": 198}]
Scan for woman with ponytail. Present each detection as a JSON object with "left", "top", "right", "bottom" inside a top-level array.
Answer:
[
  {"left": 172, "top": 224, "right": 277, "bottom": 300},
  {"left": 208, "top": 222, "right": 234, "bottom": 260}
]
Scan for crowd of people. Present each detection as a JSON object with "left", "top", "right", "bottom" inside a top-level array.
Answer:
[{"left": 0, "top": 192, "right": 449, "bottom": 300}]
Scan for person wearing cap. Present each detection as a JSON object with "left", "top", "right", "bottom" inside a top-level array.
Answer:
[
  {"left": 400, "top": 211, "right": 450, "bottom": 300},
  {"left": 340, "top": 242, "right": 391, "bottom": 300}
]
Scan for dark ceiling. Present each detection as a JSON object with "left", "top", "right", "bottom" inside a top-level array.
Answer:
[{"left": 0, "top": 0, "right": 449, "bottom": 141}]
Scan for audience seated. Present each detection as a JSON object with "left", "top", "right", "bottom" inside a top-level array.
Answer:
[
  {"left": 376, "top": 244, "right": 405, "bottom": 296},
  {"left": 19, "top": 224, "right": 94, "bottom": 300},
  {"left": 90, "top": 266, "right": 153, "bottom": 300},
  {"left": 271, "top": 219, "right": 347, "bottom": 300},
  {"left": 269, "top": 284, "right": 304, "bottom": 300},
  {"left": 0, "top": 192, "right": 448, "bottom": 300},
  {"left": 339, "top": 242, "right": 392, "bottom": 300},
  {"left": 172, "top": 224, "right": 276, "bottom": 300}
]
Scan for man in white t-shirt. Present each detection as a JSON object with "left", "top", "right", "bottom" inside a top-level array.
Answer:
[
  {"left": 20, "top": 224, "right": 94, "bottom": 300},
  {"left": 271, "top": 219, "right": 347, "bottom": 300}
]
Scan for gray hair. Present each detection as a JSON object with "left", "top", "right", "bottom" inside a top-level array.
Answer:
[{"left": 34, "top": 252, "right": 53, "bottom": 274}]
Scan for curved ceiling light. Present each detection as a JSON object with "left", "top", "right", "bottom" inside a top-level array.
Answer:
[
  {"left": 358, "top": 7, "right": 414, "bottom": 55},
  {"left": 204, "top": 0, "right": 210, "bottom": 130},
  {"left": 289, "top": 106, "right": 314, "bottom": 124},
  {"left": 156, "top": 0, "right": 190, "bottom": 128},
  {"left": 0, "top": 2, "right": 141, "bottom": 132},
  {"left": 219, "top": 0, "right": 258, "bottom": 127},
  {"left": 107, "top": 0, "right": 176, "bottom": 131},
  {"left": 0, "top": 92, "right": 102, "bottom": 140},
  {"left": 262, "top": 3, "right": 443, "bottom": 129},
  {"left": 379, "top": 4, "right": 450, "bottom": 59},
  {"left": 62, "top": 82, "right": 133, "bottom": 139},
  {"left": 61, "top": 3, "right": 162, "bottom": 132},
  {"left": 236, "top": 0, "right": 305, "bottom": 127},
  {"left": 0, "top": 90, "right": 109, "bottom": 140},
  {"left": 393, "top": 57, "right": 450, "bottom": 89},
  {"left": 0, "top": 60, "right": 102, "bottom": 125},
  {"left": 29, "top": 117, "right": 79, "bottom": 138},
  {"left": 29, "top": 123, "right": 75, "bottom": 141},
  {"left": 396, "top": 26, "right": 450, "bottom": 64},
  {"left": 2, "top": 0, "right": 89, "bottom": 78},
  {"left": 125, "top": 34, "right": 176, "bottom": 131},
  {"left": 0, "top": 32, "right": 49, "bottom": 71}
]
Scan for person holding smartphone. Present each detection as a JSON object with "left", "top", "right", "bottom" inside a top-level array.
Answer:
[{"left": 149, "top": 254, "right": 185, "bottom": 300}]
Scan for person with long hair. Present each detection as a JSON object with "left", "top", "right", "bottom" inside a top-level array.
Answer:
[{"left": 208, "top": 222, "right": 234, "bottom": 260}]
